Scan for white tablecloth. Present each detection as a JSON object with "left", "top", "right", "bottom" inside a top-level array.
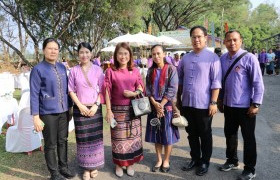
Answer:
[{"left": 0, "top": 96, "right": 19, "bottom": 134}]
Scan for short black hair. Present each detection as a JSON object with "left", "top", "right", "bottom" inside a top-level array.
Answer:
[
  {"left": 224, "top": 30, "right": 242, "bottom": 39},
  {"left": 190, "top": 26, "right": 207, "bottom": 36},
  {"left": 78, "top": 42, "right": 92, "bottom": 52},
  {"left": 151, "top": 44, "right": 165, "bottom": 52},
  {"left": 42, "top": 38, "right": 60, "bottom": 50}
]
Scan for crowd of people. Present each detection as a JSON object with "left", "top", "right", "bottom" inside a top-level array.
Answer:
[
  {"left": 253, "top": 47, "right": 280, "bottom": 76},
  {"left": 28, "top": 25, "right": 268, "bottom": 180}
]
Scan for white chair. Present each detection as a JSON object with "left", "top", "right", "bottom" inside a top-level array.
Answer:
[{"left": 5, "top": 107, "right": 42, "bottom": 154}]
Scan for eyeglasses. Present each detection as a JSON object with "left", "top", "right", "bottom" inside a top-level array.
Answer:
[{"left": 191, "top": 35, "right": 205, "bottom": 40}]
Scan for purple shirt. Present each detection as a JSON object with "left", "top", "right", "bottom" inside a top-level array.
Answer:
[
  {"left": 178, "top": 48, "right": 222, "bottom": 109},
  {"left": 68, "top": 64, "right": 104, "bottom": 105},
  {"left": 92, "top": 58, "right": 101, "bottom": 66},
  {"left": 165, "top": 56, "right": 173, "bottom": 64},
  {"left": 220, "top": 49, "right": 264, "bottom": 107},
  {"left": 258, "top": 52, "right": 267, "bottom": 63}
]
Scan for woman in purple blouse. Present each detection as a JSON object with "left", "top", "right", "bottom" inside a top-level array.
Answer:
[
  {"left": 104, "top": 42, "right": 144, "bottom": 177},
  {"left": 145, "top": 44, "right": 180, "bottom": 173},
  {"left": 68, "top": 42, "right": 104, "bottom": 180}
]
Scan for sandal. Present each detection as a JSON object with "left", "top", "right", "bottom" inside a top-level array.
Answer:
[
  {"left": 127, "top": 166, "right": 135, "bottom": 177},
  {"left": 90, "top": 170, "right": 98, "bottom": 178},
  {"left": 115, "top": 165, "right": 123, "bottom": 177},
  {"left": 83, "top": 170, "right": 90, "bottom": 180}
]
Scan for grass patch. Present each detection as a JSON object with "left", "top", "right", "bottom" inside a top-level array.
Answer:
[{"left": 0, "top": 104, "right": 109, "bottom": 179}]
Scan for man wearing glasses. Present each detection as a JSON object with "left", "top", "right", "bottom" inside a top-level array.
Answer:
[{"left": 177, "top": 26, "right": 222, "bottom": 176}]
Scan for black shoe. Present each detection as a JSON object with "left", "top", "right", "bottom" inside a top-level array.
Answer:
[
  {"left": 59, "top": 168, "right": 75, "bottom": 179},
  {"left": 181, "top": 160, "right": 197, "bottom": 171},
  {"left": 196, "top": 163, "right": 209, "bottom": 176},
  {"left": 161, "top": 165, "right": 170, "bottom": 173},
  {"left": 152, "top": 162, "right": 162, "bottom": 172},
  {"left": 50, "top": 173, "right": 65, "bottom": 180},
  {"left": 237, "top": 170, "right": 256, "bottom": 180},
  {"left": 219, "top": 161, "right": 240, "bottom": 172}
]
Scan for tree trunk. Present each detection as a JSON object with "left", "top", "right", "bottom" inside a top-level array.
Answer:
[
  {"left": 34, "top": 43, "right": 40, "bottom": 63},
  {"left": 0, "top": 35, "right": 32, "bottom": 67}
]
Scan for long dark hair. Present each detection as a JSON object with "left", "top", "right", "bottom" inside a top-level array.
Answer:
[{"left": 112, "top": 42, "right": 134, "bottom": 71}]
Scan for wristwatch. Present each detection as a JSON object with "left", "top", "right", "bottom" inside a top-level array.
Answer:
[
  {"left": 252, "top": 103, "right": 260, "bottom": 108},
  {"left": 95, "top": 101, "right": 101, "bottom": 106},
  {"left": 210, "top": 101, "right": 217, "bottom": 105}
]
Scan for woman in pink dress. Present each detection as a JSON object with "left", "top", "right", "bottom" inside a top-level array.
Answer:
[
  {"left": 103, "top": 42, "right": 144, "bottom": 177},
  {"left": 68, "top": 42, "right": 104, "bottom": 180}
]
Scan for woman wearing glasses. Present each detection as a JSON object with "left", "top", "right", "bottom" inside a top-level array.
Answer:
[{"left": 104, "top": 42, "right": 144, "bottom": 177}]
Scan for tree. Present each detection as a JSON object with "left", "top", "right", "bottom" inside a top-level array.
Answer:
[{"left": 0, "top": 0, "right": 82, "bottom": 63}]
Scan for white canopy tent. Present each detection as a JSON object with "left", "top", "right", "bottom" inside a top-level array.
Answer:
[
  {"left": 101, "top": 46, "right": 115, "bottom": 52},
  {"left": 108, "top": 33, "right": 148, "bottom": 46}
]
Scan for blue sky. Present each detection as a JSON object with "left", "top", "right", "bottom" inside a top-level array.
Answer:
[{"left": 251, "top": 0, "right": 280, "bottom": 9}]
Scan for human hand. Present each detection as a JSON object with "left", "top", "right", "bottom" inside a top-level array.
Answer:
[
  {"left": 33, "top": 115, "right": 44, "bottom": 132},
  {"left": 209, "top": 104, "right": 218, "bottom": 116},
  {"left": 88, "top": 105, "right": 98, "bottom": 117},
  {"left": 78, "top": 104, "right": 90, "bottom": 116},
  {"left": 123, "top": 90, "right": 137, "bottom": 98},
  {"left": 106, "top": 109, "right": 114, "bottom": 124},
  {"left": 173, "top": 106, "right": 180, "bottom": 118},
  {"left": 247, "top": 106, "right": 259, "bottom": 118}
]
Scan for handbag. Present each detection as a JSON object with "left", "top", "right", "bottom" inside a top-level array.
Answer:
[
  {"left": 172, "top": 115, "right": 188, "bottom": 127},
  {"left": 131, "top": 92, "right": 152, "bottom": 117}
]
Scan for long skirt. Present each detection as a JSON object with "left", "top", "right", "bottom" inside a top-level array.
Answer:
[
  {"left": 73, "top": 106, "right": 104, "bottom": 170},
  {"left": 111, "top": 105, "right": 143, "bottom": 166},
  {"left": 145, "top": 104, "right": 180, "bottom": 145}
]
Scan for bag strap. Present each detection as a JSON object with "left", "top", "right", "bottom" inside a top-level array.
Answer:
[
  {"left": 80, "top": 65, "right": 94, "bottom": 89},
  {"left": 222, "top": 52, "right": 248, "bottom": 89}
]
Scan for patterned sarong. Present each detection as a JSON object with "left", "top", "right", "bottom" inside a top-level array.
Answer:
[
  {"left": 111, "top": 105, "right": 143, "bottom": 166},
  {"left": 73, "top": 106, "right": 104, "bottom": 170}
]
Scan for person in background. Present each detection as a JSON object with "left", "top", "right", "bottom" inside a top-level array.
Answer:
[
  {"left": 251, "top": 49, "right": 258, "bottom": 59},
  {"left": 266, "top": 49, "right": 276, "bottom": 76},
  {"left": 180, "top": 53, "right": 185, "bottom": 60},
  {"left": 275, "top": 46, "right": 280, "bottom": 76},
  {"left": 30, "top": 38, "right": 74, "bottom": 180},
  {"left": 68, "top": 42, "right": 104, "bottom": 180},
  {"left": 104, "top": 42, "right": 144, "bottom": 178},
  {"left": 171, "top": 53, "right": 181, "bottom": 67},
  {"left": 145, "top": 44, "right": 180, "bottom": 173},
  {"left": 258, "top": 48, "right": 267, "bottom": 76},
  {"left": 218, "top": 30, "right": 264, "bottom": 180},
  {"left": 214, "top": 48, "right": 222, "bottom": 57},
  {"left": 92, "top": 52, "right": 102, "bottom": 67}
]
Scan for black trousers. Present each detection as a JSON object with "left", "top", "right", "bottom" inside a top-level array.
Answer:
[
  {"left": 40, "top": 112, "right": 69, "bottom": 175},
  {"left": 224, "top": 106, "right": 256, "bottom": 173},
  {"left": 260, "top": 63, "right": 265, "bottom": 75},
  {"left": 182, "top": 107, "right": 213, "bottom": 164}
]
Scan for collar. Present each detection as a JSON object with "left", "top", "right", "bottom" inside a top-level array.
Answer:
[{"left": 227, "top": 49, "right": 245, "bottom": 60}]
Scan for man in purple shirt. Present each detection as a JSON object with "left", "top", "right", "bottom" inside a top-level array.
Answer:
[
  {"left": 258, "top": 48, "right": 267, "bottom": 75},
  {"left": 218, "top": 30, "right": 264, "bottom": 180},
  {"left": 177, "top": 26, "right": 222, "bottom": 176}
]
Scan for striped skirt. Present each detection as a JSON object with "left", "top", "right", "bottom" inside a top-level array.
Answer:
[
  {"left": 73, "top": 106, "right": 104, "bottom": 170},
  {"left": 111, "top": 105, "right": 143, "bottom": 166}
]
